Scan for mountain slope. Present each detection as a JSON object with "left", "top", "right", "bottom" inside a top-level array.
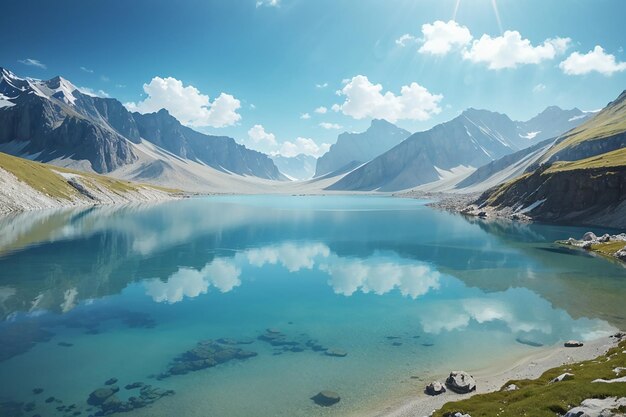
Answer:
[
  {"left": 328, "top": 109, "right": 525, "bottom": 191},
  {"left": 0, "top": 67, "right": 284, "bottom": 183},
  {"left": 329, "top": 106, "right": 593, "bottom": 192},
  {"left": 272, "top": 154, "right": 316, "bottom": 180},
  {"left": 132, "top": 109, "right": 286, "bottom": 180},
  {"left": 314, "top": 119, "right": 409, "bottom": 177},
  {"left": 473, "top": 90, "right": 626, "bottom": 228},
  {"left": 0, "top": 151, "right": 179, "bottom": 214}
]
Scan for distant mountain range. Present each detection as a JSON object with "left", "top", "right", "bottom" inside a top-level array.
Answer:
[
  {"left": 0, "top": 67, "right": 286, "bottom": 188},
  {"left": 272, "top": 153, "right": 317, "bottom": 180},
  {"left": 328, "top": 106, "right": 592, "bottom": 192},
  {"left": 315, "top": 119, "right": 410, "bottom": 178}
]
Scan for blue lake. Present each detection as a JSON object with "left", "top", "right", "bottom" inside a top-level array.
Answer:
[{"left": 0, "top": 196, "right": 624, "bottom": 416}]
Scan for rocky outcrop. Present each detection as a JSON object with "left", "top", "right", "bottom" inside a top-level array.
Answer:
[
  {"left": 564, "top": 397, "right": 626, "bottom": 417},
  {"left": 474, "top": 166, "right": 626, "bottom": 229}
]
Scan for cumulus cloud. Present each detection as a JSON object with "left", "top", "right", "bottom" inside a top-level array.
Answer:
[
  {"left": 334, "top": 75, "right": 442, "bottom": 122},
  {"left": 247, "top": 124, "right": 277, "bottom": 146},
  {"left": 396, "top": 33, "right": 418, "bottom": 47},
  {"left": 559, "top": 46, "right": 626, "bottom": 76},
  {"left": 279, "top": 137, "right": 330, "bottom": 158},
  {"left": 533, "top": 83, "right": 546, "bottom": 93},
  {"left": 77, "top": 86, "right": 110, "bottom": 98},
  {"left": 463, "top": 31, "right": 570, "bottom": 69},
  {"left": 256, "top": 0, "right": 279, "bottom": 7},
  {"left": 316, "top": 82, "right": 328, "bottom": 88},
  {"left": 124, "top": 76, "right": 241, "bottom": 128},
  {"left": 300, "top": 113, "right": 311, "bottom": 120},
  {"left": 319, "top": 122, "right": 342, "bottom": 130},
  {"left": 314, "top": 106, "right": 328, "bottom": 114},
  {"left": 18, "top": 58, "right": 46, "bottom": 69},
  {"left": 419, "top": 20, "right": 472, "bottom": 55}
]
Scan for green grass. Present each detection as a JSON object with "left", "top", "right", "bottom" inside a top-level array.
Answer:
[
  {"left": 434, "top": 340, "right": 626, "bottom": 417},
  {"left": 0, "top": 151, "right": 180, "bottom": 200},
  {"left": 546, "top": 147, "right": 626, "bottom": 173},
  {"left": 591, "top": 241, "right": 626, "bottom": 257},
  {"left": 543, "top": 92, "right": 626, "bottom": 161}
]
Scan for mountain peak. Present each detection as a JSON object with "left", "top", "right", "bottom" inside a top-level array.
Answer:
[{"left": 369, "top": 118, "right": 395, "bottom": 129}]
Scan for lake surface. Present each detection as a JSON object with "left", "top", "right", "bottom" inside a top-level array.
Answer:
[{"left": 0, "top": 196, "right": 624, "bottom": 417}]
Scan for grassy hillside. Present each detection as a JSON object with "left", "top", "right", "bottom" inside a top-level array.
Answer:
[
  {"left": 0, "top": 151, "right": 178, "bottom": 200},
  {"left": 543, "top": 90, "right": 626, "bottom": 160},
  {"left": 546, "top": 147, "right": 626, "bottom": 173},
  {"left": 434, "top": 339, "right": 626, "bottom": 417}
]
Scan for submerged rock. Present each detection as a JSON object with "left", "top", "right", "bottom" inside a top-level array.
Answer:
[
  {"left": 311, "top": 391, "right": 341, "bottom": 406},
  {"left": 425, "top": 381, "right": 446, "bottom": 396},
  {"left": 163, "top": 340, "right": 257, "bottom": 378},
  {"left": 515, "top": 337, "right": 543, "bottom": 347},
  {"left": 87, "top": 388, "right": 115, "bottom": 406},
  {"left": 104, "top": 378, "right": 118, "bottom": 385},
  {"left": 32, "top": 388, "right": 44, "bottom": 395},
  {"left": 445, "top": 371, "right": 476, "bottom": 394},
  {"left": 325, "top": 349, "right": 348, "bottom": 357},
  {"left": 565, "top": 340, "right": 584, "bottom": 347}
]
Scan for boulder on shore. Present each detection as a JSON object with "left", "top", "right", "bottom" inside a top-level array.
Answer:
[
  {"left": 582, "top": 232, "right": 597, "bottom": 241},
  {"left": 311, "top": 391, "right": 341, "bottom": 406},
  {"left": 564, "top": 340, "right": 584, "bottom": 347},
  {"left": 425, "top": 381, "right": 446, "bottom": 396},
  {"left": 445, "top": 371, "right": 476, "bottom": 394}
]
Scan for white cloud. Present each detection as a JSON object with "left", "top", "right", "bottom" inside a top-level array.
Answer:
[
  {"left": 316, "top": 82, "right": 328, "bottom": 88},
  {"left": 250, "top": 103, "right": 257, "bottom": 110},
  {"left": 559, "top": 46, "right": 626, "bottom": 76},
  {"left": 300, "top": 112, "right": 311, "bottom": 120},
  {"left": 533, "top": 83, "right": 546, "bottom": 93},
  {"left": 18, "top": 58, "right": 46, "bottom": 69},
  {"left": 331, "top": 104, "right": 341, "bottom": 112},
  {"left": 314, "top": 106, "right": 328, "bottom": 114},
  {"left": 279, "top": 137, "right": 330, "bottom": 157},
  {"left": 419, "top": 20, "right": 472, "bottom": 55},
  {"left": 80, "top": 66, "right": 94, "bottom": 73},
  {"left": 247, "top": 124, "right": 277, "bottom": 146},
  {"left": 319, "top": 122, "right": 342, "bottom": 130},
  {"left": 256, "top": 0, "right": 279, "bottom": 7},
  {"left": 463, "top": 31, "right": 571, "bottom": 69},
  {"left": 335, "top": 75, "right": 442, "bottom": 122},
  {"left": 396, "top": 33, "right": 417, "bottom": 47},
  {"left": 124, "top": 76, "right": 242, "bottom": 128},
  {"left": 77, "top": 86, "right": 110, "bottom": 98}
]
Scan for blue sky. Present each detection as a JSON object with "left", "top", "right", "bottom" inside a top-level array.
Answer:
[{"left": 1, "top": 0, "right": 625, "bottom": 156}]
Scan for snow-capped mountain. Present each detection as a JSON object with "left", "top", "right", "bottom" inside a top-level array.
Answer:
[
  {"left": 328, "top": 107, "right": 591, "bottom": 192},
  {"left": 0, "top": 67, "right": 285, "bottom": 183}
]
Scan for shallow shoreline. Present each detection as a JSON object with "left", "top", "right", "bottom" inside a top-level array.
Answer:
[{"left": 371, "top": 335, "right": 620, "bottom": 417}]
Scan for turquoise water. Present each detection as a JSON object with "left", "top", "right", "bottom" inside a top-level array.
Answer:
[{"left": 0, "top": 196, "right": 624, "bottom": 417}]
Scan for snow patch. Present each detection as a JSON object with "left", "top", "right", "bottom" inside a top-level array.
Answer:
[
  {"left": 0, "top": 93, "right": 15, "bottom": 108},
  {"left": 568, "top": 114, "right": 587, "bottom": 122},
  {"left": 520, "top": 131, "right": 540, "bottom": 140},
  {"left": 517, "top": 199, "right": 546, "bottom": 214}
]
